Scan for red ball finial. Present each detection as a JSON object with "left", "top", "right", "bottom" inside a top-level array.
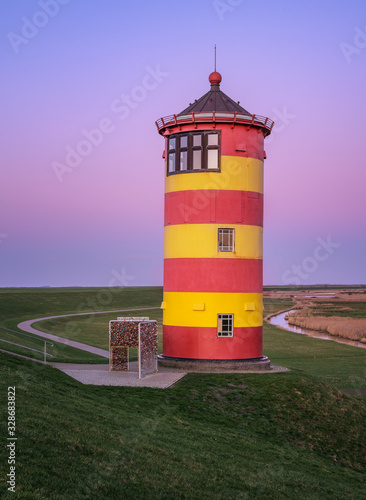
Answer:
[{"left": 209, "top": 71, "right": 222, "bottom": 85}]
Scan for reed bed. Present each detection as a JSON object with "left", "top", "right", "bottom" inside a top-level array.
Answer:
[{"left": 287, "top": 312, "right": 366, "bottom": 342}]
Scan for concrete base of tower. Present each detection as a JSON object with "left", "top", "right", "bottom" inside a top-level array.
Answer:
[{"left": 157, "top": 355, "right": 271, "bottom": 372}]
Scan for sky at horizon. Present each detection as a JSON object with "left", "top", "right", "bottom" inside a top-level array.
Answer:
[{"left": 1, "top": 0, "right": 366, "bottom": 287}]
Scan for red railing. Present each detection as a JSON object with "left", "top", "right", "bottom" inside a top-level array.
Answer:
[{"left": 155, "top": 112, "right": 274, "bottom": 134}]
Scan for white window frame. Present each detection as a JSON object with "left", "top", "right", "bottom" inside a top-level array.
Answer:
[
  {"left": 217, "top": 314, "right": 234, "bottom": 337},
  {"left": 218, "top": 228, "right": 235, "bottom": 252}
]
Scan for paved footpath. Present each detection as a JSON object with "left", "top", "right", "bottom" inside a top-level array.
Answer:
[
  {"left": 17, "top": 307, "right": 161, "bottom": 358},
  {"left": 50, "top": 361, "right": 187, "bottom": 389},
  {"left": 14, "top": 307, "right": 289, "bottom": 389},
  {"left": 15, "top": 307, "right": 189, "bottom": 388}
]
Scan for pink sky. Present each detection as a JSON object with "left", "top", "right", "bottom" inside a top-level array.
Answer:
[{"left": 1, "top": 0, "right": 365, "bottom": 286}]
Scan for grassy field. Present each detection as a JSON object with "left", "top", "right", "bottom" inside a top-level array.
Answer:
[
  {"left": 1, "top": 354, "right": 366, "bottom": 499},
  {"left": 32, "top": 309, "right": 163, "bottom": 363},
  {"left": 0, "top": 287, "right": 365, "bottom": 498},
  {"left": 264, "top": 322, "right": 366, "bottom": 391},
  {"left": 311, "top": 301, "right": 366, "bottom": 318},
  {"left": 0, "top": 287, "right": 162, "bottom": 363}
]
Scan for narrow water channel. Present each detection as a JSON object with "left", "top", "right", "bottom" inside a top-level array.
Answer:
[{"left": 268, "top": 310, "right": 366, "bottom": 349}]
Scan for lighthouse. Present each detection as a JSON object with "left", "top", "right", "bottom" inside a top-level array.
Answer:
[{"left": 156, "top": 67, "right": 274, "bottom": 368}]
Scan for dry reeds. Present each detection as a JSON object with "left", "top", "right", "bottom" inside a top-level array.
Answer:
[{"left": 287, "top": 313, "right": 366, "bottom": 343}]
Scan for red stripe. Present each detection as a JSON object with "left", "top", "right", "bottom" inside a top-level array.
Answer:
[
  {"left": 164, "top": 190, "right": 263, "bottom": 226},
  {"left": 163, "top": 325, "right": 262, "bottom": 359},
  {"left": 164, "top": 258, "right": 262, "bottom": 293},
  {"left": 163, "top": 123, "right": 265, "bottom": 160},
  {"left": 221, "top": 124, "right": 264, "bottom": 160}
]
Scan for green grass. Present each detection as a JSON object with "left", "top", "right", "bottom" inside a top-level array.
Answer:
[
  {"left": 263, "top": 322, "right": 366, "bottom": 391},
  {"left": 262, "top": 298, "right": 366, "bottom": 392},
  {"left": 32, "top": 309, "right": 163, "bottom": 363},
  {"left": 263, "top": 299, "right": 294, "bottom": 316},
  {"left": 0, "top": 287, "right": 163, "bottom": 325},
  {"left": 0, "top": 325, "right": 107, "bottom": 364},
  {"left": 0, "top": 287, "right": 163, "bottom": 363},
  {"left": 1, "top": 288, "right": 366, "bottom": 498},
  {"left": 32, "top": 310, "right": 163, "bottom": 349},
  {"left": 0, "top": 354, "right": 365, "bottom": 499},
  {"left": 310, "top": 301, "right": 366, "bottom": 318},
  {"left": 2, "top": 290, "right": 364, "bottom": 392}
]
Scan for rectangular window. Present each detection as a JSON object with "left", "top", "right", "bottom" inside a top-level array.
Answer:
[
  {"left": 193, "top": 135, "right": 202, "bottom": 147},
  {"left": 207, "top": 149, "right": 219, "bottom": 169},
  {"left": 207, "top": 133, "right": 218, "bottom": 146},
  {"left": 193, "top": 150, "right": 202, "bottom": 169},
  {"left": 192, "top": 134, "right": 203, "bottom": 170},
  {"left": 168, "top": 153, "right": 175, "bottom": 173},
  {"left": 168, "top": 137, "right": 176, "bottom": 173},
  {"left": 218, "top": 228, "right": 235, "bottom": 252},
  {"left": 217, "top": 314, "right": 234, "bottom": 337},
  {"left": 179, "top": 135, "right": 188, "bottom": 171},
  {"left": 180, "top": 151, "right": 188, "bottom": 170},
  {"left": 166, "top": 131, "right": 220, "bottom": 175}
]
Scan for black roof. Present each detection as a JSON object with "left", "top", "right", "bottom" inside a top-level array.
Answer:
[{"left": 179, "top": 79, "right": 251, "bottom": 115}]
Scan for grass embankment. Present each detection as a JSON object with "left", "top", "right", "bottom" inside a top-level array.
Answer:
[
  {"left": 33, "top": 309, "right": 163, "bottom": 363},
  {"left": 263, "top": 321, "right": 366, "bottom": 391},
  {"left": 287, "top": 301, "right": 366, "bottom": 343},
  {"left": 2, "top": 289, "right": 365, "bottom": 392},
  {"left": 0, "top": 287, "right": 162, "bottom": 363},
  {"left": 263, "top": 297, "right": 366, "bottom": 392},
  {"left": 1, "top": 288, "right": 366, "bottom": 497},
  {"left": 1, "top": 354, "right": 366, "bottom": 499}
]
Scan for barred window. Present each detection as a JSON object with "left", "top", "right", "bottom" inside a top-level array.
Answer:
[
  {"left": 217, "top": 314, "right": 234, "bottom": 337},
  {"left": 218, "top": 228, "right": 235, "bottom": 252},
  {"left": 167, "top": 131, "right": 220, "bottom": 175}
]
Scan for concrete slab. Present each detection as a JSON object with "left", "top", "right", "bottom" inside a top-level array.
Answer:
[
  {"left": 50, "top": 362, "right": 187, "bottom": 388},
  {"left": 50, "top": 361, "right": 289, "bottom": 389}
]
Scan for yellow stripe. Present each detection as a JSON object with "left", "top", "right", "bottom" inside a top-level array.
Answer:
[
  {"left": 164, "top": 224, "right": 262, "bottom": 259},
  {"left": 163, "top": 291, "right": 263, "bottom": 327},
  {"left": 165, "top": 156, "right": 263, "bottom": 194}
]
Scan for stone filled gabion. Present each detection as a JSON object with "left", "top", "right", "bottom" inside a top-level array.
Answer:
[
  {"left": 111, "top": 346, "right": 129, "bottom": 371},
  {"left": 109, "top": 320, "right": 158, "bottom": 374}
]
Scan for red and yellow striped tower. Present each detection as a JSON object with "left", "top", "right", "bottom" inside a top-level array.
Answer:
[{"left": 156, "top": 70, "right": 274, "bottom": 367}]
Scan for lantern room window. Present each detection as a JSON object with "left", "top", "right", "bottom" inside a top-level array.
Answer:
[
  {"left": 217, "top": 314, "right": 234, "bottom": 337},
  {"left": 167, "top": 131, "right": 220, "bottom": 175},
  {"left": 168, "top": 137, "right": 176, "bottom": 173},
  {"left": 218, "top": 228, "right": 235, "bottom": 252}
]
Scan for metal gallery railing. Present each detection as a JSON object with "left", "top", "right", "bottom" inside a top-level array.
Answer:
[{"left": 156, "top": 111, "right": 274, "bottom": 134}]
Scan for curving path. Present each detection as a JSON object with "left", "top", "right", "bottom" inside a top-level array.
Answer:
[{"left": 17, "top": 307, "right": 161, "bottom": 358}]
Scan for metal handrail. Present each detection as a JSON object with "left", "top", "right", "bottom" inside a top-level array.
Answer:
[
  {"left": 156, "top": 111, "right": 274, "bottom": 134},
  {"left": 0, "top": 326, "right": 54, "bottom": 363}
]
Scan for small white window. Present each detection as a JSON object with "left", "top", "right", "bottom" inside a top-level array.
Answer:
[
  {"left": 180, "top": 151, "right": 188, "bottom": 170},
  {"left": 168, "top": 153, "right": 175, "bottom": 173},
  {"left": 193, "top": 150, "right": 202, "bottom": 169},
  {"left": 207, "top": 149, "right": 219, "bottom": 169},
  {"left": 193, "top": 135, "right": 202, "bottom": 147},
  {"left": 217, "top": 314, "right": 234, "bottom": 337},
  {"left": 218, "top": 228, "right": 235, "bottom": 252},
  {"left": 207, "top": 134, "right": 219, "bottom": 146}
]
